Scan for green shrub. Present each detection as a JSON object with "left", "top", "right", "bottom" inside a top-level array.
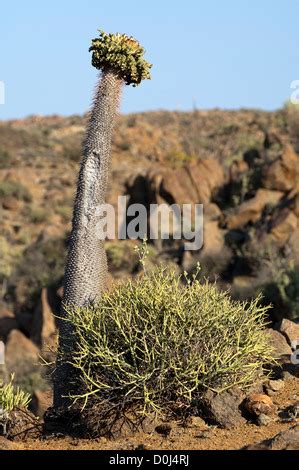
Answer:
[
  {"left": 260, "top": 249, "right": 299, "bottom": 321},
  {"left": 106, "top": 240, "right": 158, "bottom": 276},
  {"left": 27, "top": 206, "right": 49, "bottom": 224},
  {"left": 62, "top": 143, "right": 82, "bottom": 163},
  {"left": 65, "top": 260, "right": 275, "bottom": 422},
  {"left": 0, "top": 180, "right": 32, "bottom": 202},
  {"left": 0, "top": 236, "right": 13, "bottom": 282},
  {"left": 229, "top": 241, "right": 299, "bottom": 321},
  {"left": 106, "top": 241, "right": 139, "bottom": 272},
  {"left": 0, "top": 151, "right": 12, "bottom": 169},
  {"left": 0, "top": 375, "right": 30, "bottom": 413},
  {"left": 164, "top": 149, "right": 193, "bottom": 168},
  {"left": 54, "top": 204, "right": 72, "bottom": 223},
  {"left": 0, "top": 126, "right": 44, "bottom": 154}
]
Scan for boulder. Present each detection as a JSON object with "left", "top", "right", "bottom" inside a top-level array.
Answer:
[
  {"left": 1, "top": 197, "right": 19, "bottom": 211},
  {"left": 269, "top": 209, "right": 298, "bottom": 246},
  {"left": 130, "top": 157, "right": 225, "bottom": 208},
  {"left": 186, "top": 157, "right": 225, "bottom": 204},
  {"left": 244, "top": 425, "right": 299, "bottom": 450},
  {"left": 185, "top": 416, "right": 207, "bottom": 429},
  {"left": 31, "top": 288, "right": 57, "bottom": 347},
  {"left": 263, "top": 144, "right": 299, "bottom": 192},
  {"left": 197, "top": 220, "right": 232, "bottom": 274},
  {"left": 226, "top": 189, "right": 284, "bottom": 230},
  {"left": 156, "top": 167, "right": 198, "bottom": 205},
  {"left": 202, "top": 220, "right": 226, "bottom": 256},
  {"left": 244, "top": 393, "right": 276, "bottom": 417},
  {"left": 199, "top": 388, "right": 246, "bottom": 429},
  {"left": 5, "top": 329, "right": 39, "bottom": 373},
  {"left": 139, "top": 413, "right": 163, "bottom": 434},
  {"left": 127, "top": 160, "right": 227, "bottom": 259},
  {"left": 264, "top": 379, "right": 285, "bottom": 396},
  {"left": 267, "top": 328, "right": 292, "bottom": 357},
  {"left": 257, "top": 414, "right": 273, "bottom": 426},
  {"left": 278, "top": 319, "right": 299, "bottom": 349}
]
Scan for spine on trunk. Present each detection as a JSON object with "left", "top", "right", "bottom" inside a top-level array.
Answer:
[{"left": 63, "top": 70, "right": 122, "bottom": 308}]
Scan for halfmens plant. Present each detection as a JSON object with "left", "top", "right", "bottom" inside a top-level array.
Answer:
[{"left": 53, "top": 31, "right": 151, "bottom": 408}]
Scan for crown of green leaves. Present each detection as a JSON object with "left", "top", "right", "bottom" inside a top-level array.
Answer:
[{"left": 89, "top": 30, "right": 152, "bottom": 86}]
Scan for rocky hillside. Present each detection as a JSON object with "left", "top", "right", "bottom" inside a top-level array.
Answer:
[{"left": 0, "top": 107, "right": 299, "bottom": 404}]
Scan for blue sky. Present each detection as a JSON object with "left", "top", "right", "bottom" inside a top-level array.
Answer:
[{"left": 0, "top": 0, "right": 298, "bottom": 119}]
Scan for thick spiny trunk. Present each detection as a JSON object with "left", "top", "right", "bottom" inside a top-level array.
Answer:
[
  {"left": 65, "top": 70, "right": 122, "bottom": 306},
  {"left": 54, "top": 70, "right": 123, "bottom": 408}
]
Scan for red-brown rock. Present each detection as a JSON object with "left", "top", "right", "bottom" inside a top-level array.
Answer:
[
  {"left": 31, "top": 288, "right": 57, "bottom": 347},
  {"left": 263, "top": 144, "right": 299, "bottom": 192},
  {"left": 279, "top": 319, "right": 299, "bottom": 349},
  {"left": 226, "top": 189, "right": 284, "bottom": 230},
  {"left": 267, "top": 328, "right": 292, "bottom": 357},
  {"left": 244, "top": 425, "right": 299, "bottom": 450},
  {"left": 5, "top": 329, "right": 39, "bottom": 372},
  {"left": 269, "top": 209, "right": 298, "bottom": 246},
  {"left": 244, "top": 393, "right": 276, "bottom": 417}
]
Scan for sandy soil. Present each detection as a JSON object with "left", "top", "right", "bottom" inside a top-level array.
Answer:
[{"left": 4, "top": 377, "right": 298, "bottom": 451}]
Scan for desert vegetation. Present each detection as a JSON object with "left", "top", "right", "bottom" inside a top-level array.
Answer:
[
  {"left": 62, "top": 245, "right": 275, "bottom": 436},
  {"left": 0, "top": 376, "right": 31, "bottom": 413},
  {"left": 53, "top": 31, "right": 152, "bottom": 410},
  {"left": 0, "top": 48, "right": 298, "bottom": 447},
  {"left": 0, "top": 375, "right": 39, "bottom": 440}
]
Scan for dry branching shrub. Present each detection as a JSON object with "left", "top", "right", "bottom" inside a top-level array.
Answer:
[
  {"left": 0, "top": 375, "right": 32, "bottom": 437},
  {"left": 63, "top": 249, "right": 275, "bottom": 428},
  {"left": 0, "top": 375, "right": 30, "bottom": 413}
]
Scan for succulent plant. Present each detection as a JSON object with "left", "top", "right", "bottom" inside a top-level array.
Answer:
[
  {"left": 53, "top": 30, "right": 151, "bottom": 409},
  {"left": 89, "top": 30, "right": 152, "bottom": 86}
]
